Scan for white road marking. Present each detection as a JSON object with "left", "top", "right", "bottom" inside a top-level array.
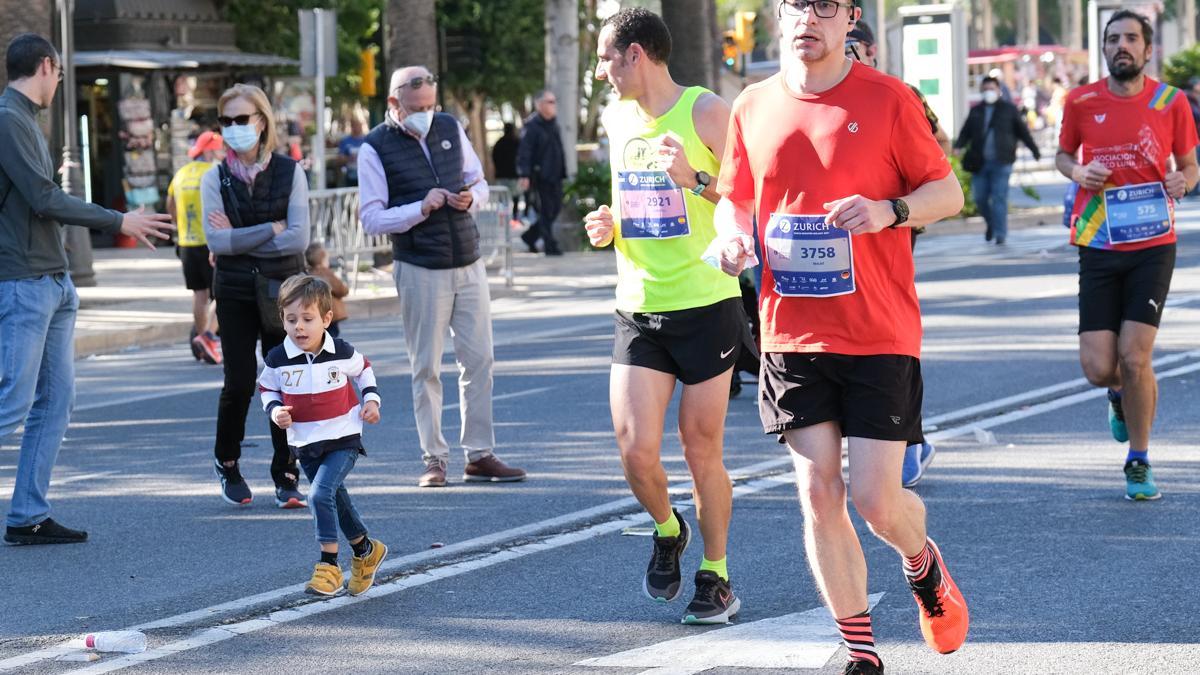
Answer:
[
  {"left": 923, "top": 349, "right": 1200, "bottom": 429},
  {"left": 48, "top": 474, "right": 797, "bottom": 674},
  {"left": 576, "top": 594, "right": 884, "bottom": 673}
]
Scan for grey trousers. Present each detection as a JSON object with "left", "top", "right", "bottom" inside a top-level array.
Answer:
[{"left": 394, "top": 259, "right": 496, "bottom": 464}]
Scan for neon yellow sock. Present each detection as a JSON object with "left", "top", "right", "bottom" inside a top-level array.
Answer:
[
  {"left": 700, "top": 556, "right": 728, "bottom": 581},
  {"left": 653, "top": 511, "right": 680, "bottom": 538}
]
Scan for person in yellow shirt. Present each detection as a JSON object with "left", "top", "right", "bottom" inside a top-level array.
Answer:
[
  {"left": 168, "top": 131, "right": 224, "bottom": 364},
  {"left": 584, "top": 7, "right": 749, "bottom": 625}
]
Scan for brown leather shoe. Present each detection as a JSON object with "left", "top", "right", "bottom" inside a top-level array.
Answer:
[
  {"left": 418, "top": 460, "right": 447, "bottom": 488},
  {"left": 463, "top": 455, "right": 527, "bottom": 483}
]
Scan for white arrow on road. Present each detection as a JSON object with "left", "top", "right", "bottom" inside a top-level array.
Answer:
[{"left": 575, "top": 593, "right": 884, "bottom": 673}]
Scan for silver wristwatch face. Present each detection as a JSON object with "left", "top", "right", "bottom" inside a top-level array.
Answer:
[{"left": 696, "top": 171, "right": 712, "bottom": 186}]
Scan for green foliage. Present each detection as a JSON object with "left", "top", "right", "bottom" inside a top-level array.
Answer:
[
  {"left": 436, "top": 0, "right": 545, "bottom": 108},
  {"left": 1164, "top": 44, "right": 1200, "bottom": 90},
  {"left": 564, "top": 158, "right": 612, "bottom": 249},
  {"left": 949, "top": 155, "right": 977, "bottom": 218},
  {"left": 221, "top": 0, "right": 381, "bottom": 103}
]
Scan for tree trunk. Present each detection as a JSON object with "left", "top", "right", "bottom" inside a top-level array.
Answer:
[
  {"left": 385, "top": 0, "right": 437, "bottom": 77},
  {"left": 661, "top": 0, "right": 715, "bottom": 89},
  {"left": 0, "top": 0, "right": 54, "bottom": 89},
  {"left": 545, "top": 0, "right": 579, "bottom": 176}
]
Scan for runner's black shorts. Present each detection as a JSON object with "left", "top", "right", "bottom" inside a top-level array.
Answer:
[
  {"left": 759, "top": 352, "right": 923, "bottom": 443},
  {"left": 1078, "top": 242, "right": 1174, "bottom": 333},
  {"left": 178, "top": 244, "right": 213, "bottom": 291},
  {"left": 612, "top": 297, "right": 748, "bottom": 385}
]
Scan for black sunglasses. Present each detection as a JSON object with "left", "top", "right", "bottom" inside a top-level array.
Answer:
[
  {"left": 395, "top": 75, "right": 438, "bottom": 92},
  {"left": 217, "top": 113, "right": 258, "bottom": 127}
]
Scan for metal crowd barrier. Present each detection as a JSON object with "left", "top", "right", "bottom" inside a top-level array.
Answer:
[{"left": 308, "top": 185, "right": 514, "bottom": 292}]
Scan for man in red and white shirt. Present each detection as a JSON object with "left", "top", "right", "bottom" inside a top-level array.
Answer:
[
  {"left": 1056, "top": 9, "right": 1198, "bottom": 501},
  {"left": 709, "top": 1, "right": 967, "bottom": 671}
]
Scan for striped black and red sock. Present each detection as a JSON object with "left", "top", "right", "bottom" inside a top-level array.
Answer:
[
  {"left": 836, "top": 610, "right": 881, "bottom": 667},
  {"left": 903, "top": 540, "right": 933, "bottom": 583}
]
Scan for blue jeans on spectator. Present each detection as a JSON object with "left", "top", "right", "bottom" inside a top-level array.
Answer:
[
  {"left": 972, "top": 160, "right": 1015, "bottom": 242},
  {"left": 0, "top": 274, "right": 78, "bottom": 528},
  {"left": 299, "top": 449, "right": 366, "bottom": 544}
]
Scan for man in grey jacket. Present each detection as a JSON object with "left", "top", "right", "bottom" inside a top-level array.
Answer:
[{"left": 0, "top": 33, "right": 173, "bottom": 545}]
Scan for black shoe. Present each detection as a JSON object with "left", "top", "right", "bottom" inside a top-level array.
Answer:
[
  {"left": 274, "top": 471, "right": 307, "bottom": 509},
  {"left": 682, "top": 570, "right": 741, "bottom": 624},
  {"left": 520, "top": 230, "right": 539, "bottom": 253},
  {"left": 729, "top": 376, "right": 742, "bottom": 399},
  {"left": 842, "top": 659, "right": 884, "bottom": 674},
  {"left": 984, "top": 227, "right": 994, "bottom": 242},
  {"left": 995, "top": 237, "right": 1006, "bottom": 245},
  {"left": 4, "top": 518, "right": 88, "bottom": 545},
  {"left": 643, "top": 509, "right": 690, "bottom": 602},
  {"left": 214, "top": 459, "right": 253, "bottom": 505}
]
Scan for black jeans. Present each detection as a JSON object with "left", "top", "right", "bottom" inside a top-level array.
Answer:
[
  {"left": 214, "top": 296, "right": 295, "bottom": 483},
  {"left": 527, "top": 181, "right": 563, "bottom": 251}
]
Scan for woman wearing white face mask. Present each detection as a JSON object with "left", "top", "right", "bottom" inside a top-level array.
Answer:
[{"left": 200, "top": 83, "right": 311, "bottom": 508}]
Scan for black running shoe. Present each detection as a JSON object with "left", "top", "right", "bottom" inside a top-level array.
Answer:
[
  {"left": 842, "top": 659, "right": 884, "bottom": 674},
  {"left": 4, "top": 518, "right": 88, "bottom": 545},
  {"left": 274, "top": 472, "right": 307, "bottom": 509},
  {"left": 643, "top": 508, "right": 690, "bottom": 602},
  {"left": 214, "top": 459, "right": 252, "bottom": 505},
  {"left": 682, "top": 570, "right": 741, "bottom": 624}
]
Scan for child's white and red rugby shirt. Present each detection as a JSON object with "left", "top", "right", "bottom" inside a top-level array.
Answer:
[{"left": 257, "top": 333, "right": 380, "bottom": 458}]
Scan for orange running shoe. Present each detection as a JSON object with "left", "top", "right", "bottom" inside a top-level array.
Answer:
[{"left": 907, "top": 538, "right": 968, "bottom": 654}]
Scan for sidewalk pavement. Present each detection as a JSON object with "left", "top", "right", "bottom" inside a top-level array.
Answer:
[
  {"left": 73, "top": 246, "right": 621, "bottom": 358},
  {"left": 73, "top": 187, "right": 1068, "bottom": 359}
]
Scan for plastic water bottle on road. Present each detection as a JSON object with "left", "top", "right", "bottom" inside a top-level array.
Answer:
[{"left": 83, "top": 630, "right": 146, "bottom": 653}]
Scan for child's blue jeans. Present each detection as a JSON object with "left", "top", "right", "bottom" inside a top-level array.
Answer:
[{"left": 299, "top": 449, "right": 366, "bottom": 544}]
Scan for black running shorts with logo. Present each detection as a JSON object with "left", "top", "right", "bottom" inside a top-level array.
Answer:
[
  {"left": 1078, "top": 242, "right": 1175, "bottom": 333},
  {"left": 759, "top": 352, "right": 923, "bottom": 443},
  {"left": 178, "top": 244, "right": 213, "bottom": 291},
  {"left": 612, "top": 297, "right": 747, "bottom": 385}
]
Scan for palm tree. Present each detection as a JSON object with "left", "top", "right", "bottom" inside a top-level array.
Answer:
[
  {"left": 661, "top": 0, "right": 717, "bottom": 89},
  {"left": 386, "top": 0, "right": 437, "bottom": 76},
  {"left": 546, "top": 0, "right": 579, "bottom": 176}
]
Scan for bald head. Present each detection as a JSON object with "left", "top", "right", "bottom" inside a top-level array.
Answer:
[{"left": 388, "top": 65, "right": 437, "bottom": 116}]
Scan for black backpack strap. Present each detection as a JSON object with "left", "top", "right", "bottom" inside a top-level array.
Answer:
[{"left": 217, "top": 163, "right": 245, "bottom": 229}]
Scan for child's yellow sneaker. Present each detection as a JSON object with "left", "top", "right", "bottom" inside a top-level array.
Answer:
[
  {"left": 305, "top": 562, "right": 345, "bottom": 597},
  {"left": 348, "top": 539, "right": 388, "bottom": 596}
]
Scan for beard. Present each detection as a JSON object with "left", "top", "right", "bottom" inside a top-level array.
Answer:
[{"left": 1108, "top": 54, "right": 1145, "bottom": 82}]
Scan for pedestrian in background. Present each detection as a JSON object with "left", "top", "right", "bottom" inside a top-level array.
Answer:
[
  {"left": 336, "top": 116, "right": 367, "bottom": 187},
  {"left": 1, "top": 33, "right": 174, "bottom": 545},
  {"left": 491, "top": 121, "right": 522, "bottom": 221},
  {"left": 169, "top": 130, "right": 224, "bottom": 365},
  {"left": 202, "top": 83, "right": 310, "bottom": 509},
  {"left": 954, "top": 76, "right": 1042, "bottom": 245},
  {"left": 258, "top": 274, "right": 386, "bottom": 598},
  {"left": 518, "top": 90, "right": 567, "bottom": 255},
  {"left": 305, "top": 241, "right": 349, "bottom": 338},
  {"left": 358, "top": 65, "right": 526, "bottom": 488}
]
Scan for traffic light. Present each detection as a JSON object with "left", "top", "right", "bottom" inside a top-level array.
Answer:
[
  {"left": 359, "top": 49, "right": 376, "bottom": 97},
  {"left": 723, "top": 33, "right": 738, "bottom": 68},
  {"left": 733, "top": 11, "right": 756, "bottom": 55}
]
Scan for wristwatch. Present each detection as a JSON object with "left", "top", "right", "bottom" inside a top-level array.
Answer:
[
  {"left": 888, "top": 198, "right": 910, "bottom": 228},
  {"left": 691, "top": 171, "right": 712, "bottom": 196}
]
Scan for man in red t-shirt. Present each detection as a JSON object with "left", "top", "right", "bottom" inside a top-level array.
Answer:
[
  {"left": 709, "top": 1, "right": 967, "bottom": 671},
  {"left": 1056, "top": 9, "right": 1198, "bottom": 502}
]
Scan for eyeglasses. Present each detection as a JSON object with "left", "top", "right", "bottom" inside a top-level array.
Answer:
[
  {"left": 395, "top": 75, "right": 438, "bottom": 92},
  {"left": 779, "top": 0, "right": 855, "bottom": 19},
  {"left": 48, "top": 59, "right": 63, "bottom": 82},
  {"left": 217, "top": 113, "right": 259, "bottom": 127}
]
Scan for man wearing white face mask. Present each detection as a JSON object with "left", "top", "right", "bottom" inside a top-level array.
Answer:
[
  {"left": 953, "top": 76, "right": 1041, "bottom": 245},
  {"left": 358, "top": 65, "right": 526, "bottom": 488}
]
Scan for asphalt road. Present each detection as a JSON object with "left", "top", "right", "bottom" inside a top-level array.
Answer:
[{"left": 2, "top": 208, "right": 1199, "bottom": 674}]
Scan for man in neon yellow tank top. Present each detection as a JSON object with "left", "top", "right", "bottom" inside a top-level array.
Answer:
[{"left": 584, "top": 7, "right": 746, "bottom": 625}]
